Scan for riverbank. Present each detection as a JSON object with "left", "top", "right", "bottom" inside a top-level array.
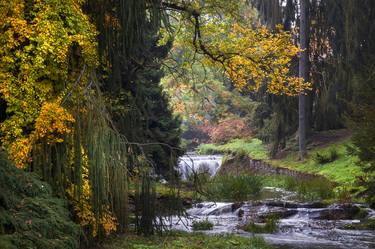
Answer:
[
  {"left": 101, "top": 231, "right": 271, "bottom": 249},
  {"left": 196, "top": 130, "right": 364, "bottom": 189}
]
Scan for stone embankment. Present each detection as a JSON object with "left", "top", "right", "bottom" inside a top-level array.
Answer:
[{"left": 218, "top": 154, "right": 329, "bottom": 182}]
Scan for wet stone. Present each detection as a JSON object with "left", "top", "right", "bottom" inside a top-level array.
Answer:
[
  {"left": 232, "top": 202, "right": 244, "bottom": 211},
  {"left": 258, "top": 208, "right": 298, "bottom": 221},
  {"left": 318, "top": 204, "right": 361, "bottom": 220}
]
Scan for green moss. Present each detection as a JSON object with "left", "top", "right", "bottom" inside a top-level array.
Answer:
[
  {"left": 342, "top": 219, "right": 375, "bottom": 230},
  {"left": 0, "top": 152, "right": 79, "bottom": 249},
  {"left": 102, "top": 231, "right": 271, "bottom": 249},
  {"left": 197, "top": 139, "right": 268, "bottom": 160}
]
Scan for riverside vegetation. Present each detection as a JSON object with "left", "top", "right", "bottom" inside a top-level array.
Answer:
[{"left": 197, "top": 134, "right": 363, "bottom": 203}]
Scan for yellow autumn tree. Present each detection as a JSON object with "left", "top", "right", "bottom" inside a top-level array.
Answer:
[
  {"left": 0, "top": 0, "right": 97, "bottom": 167},
  {"left": 166, "top": 0, "right": 310, "bottom": 96},
  {"left": 0, "top": 0, "right": 118, "bottom": 238}
]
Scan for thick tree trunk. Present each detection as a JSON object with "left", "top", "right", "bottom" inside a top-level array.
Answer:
[{"left": 299, "top": 0, "right": 309, "bottom": 160}]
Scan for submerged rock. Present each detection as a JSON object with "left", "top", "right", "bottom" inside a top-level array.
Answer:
[
  {"left": 317, "top": 204, "right": 361, "bottom": 220},
  {"left": 258, "top": 208, "right": 298, "bottom": 221},
  {"left": 231, "top": 202, "right": 244, "bottom": 211}
]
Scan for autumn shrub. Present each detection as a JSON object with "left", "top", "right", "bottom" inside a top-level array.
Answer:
[{"left": 198, "top": 118, "right": 252, "bottom": 144}]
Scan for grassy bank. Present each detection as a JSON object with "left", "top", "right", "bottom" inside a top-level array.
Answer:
[
  {"left": 197, "top": 138, "right": 268, "bottom": 160},
  {"left": 102, "top": 231, "right": 271, "bottom": 249},
  {"left": 197, "top": 134, "right": 364, "bottom": 188},
  {"left": 269, "top": 139, "right": 363, "bottom": 185}
]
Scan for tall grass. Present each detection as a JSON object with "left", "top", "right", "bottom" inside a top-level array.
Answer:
[
  {"left": 207, "top": 175, "right": 264, "bottom": 202},
  {"left": 263, "top": 175, "right": 335, "bottom": 201}
]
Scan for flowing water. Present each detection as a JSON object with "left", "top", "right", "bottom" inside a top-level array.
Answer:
[
  {"left": 169, "top": 195, "right": 375, "bottom": 248},
  {"left": 172, "top": 154, "right": 375, "bottom": 249},
  {"left": 177, "top": 153, "right": 223, "bottom": 180}
]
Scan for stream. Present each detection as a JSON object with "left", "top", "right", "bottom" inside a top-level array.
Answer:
[{"left": 172, "top": 154, "right": 375, "bottom": 249}]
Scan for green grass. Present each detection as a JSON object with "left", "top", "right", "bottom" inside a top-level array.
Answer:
[
  {"left": 197, "top": 137, "right": 364, "bottom": 189},
  {"left": 102, "top": 231, "right": 272, "bottom": 249},
  {"left": 262, "top": 175, "right": 335, "bottom": 202},
  {"left": 154, "top": 183, "right": 195, "bottom": 200},
  {"left": 197, "top": 138, "right": 268, "bottom": 160},
  {"left": 207, "top": 174, "right": 264, "bottom": 202},
  {"left": 268, "top": 139, "right": 363, "bottom": 186}
]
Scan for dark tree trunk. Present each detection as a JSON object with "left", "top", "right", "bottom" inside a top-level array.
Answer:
[{"left": 299, "top": 0, "right": 309, "bottom": 159}]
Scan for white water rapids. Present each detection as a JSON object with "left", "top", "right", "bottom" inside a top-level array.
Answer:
[
  {"left": 177, "top": 153, "right": 223, "bottom": 180},
  {"left": 168, "top": 199, "right": 375, "bottom": 249},
  {"left": 173, "top": 154, "right": 375, "bottom": 249}
]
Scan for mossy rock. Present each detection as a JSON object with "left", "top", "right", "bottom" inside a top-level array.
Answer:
[
  {"left": 341, "top": 219, "right": 375, "bottom": 230},
  {"left": 0, "top": 152, "right": 79, "bottom": 249}
]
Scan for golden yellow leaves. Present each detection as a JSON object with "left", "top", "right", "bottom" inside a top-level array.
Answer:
[
  {"left": 100, "top": 208, "right": 118, "bottom": 236},
  {"left": 176, "top": 12, "right": 311, "bottom": 96},
  {"left": 207, "top": 23, "right": 311, "bottom": 95},
  {"left": 0, "top": 0, "right": 98, "bottom": 168},
  {"left": 67, "top": 151, "right": 118, "bottom": 237},
  {"left": 34, "top": 101, "right": 75, "bottom": 143},
  {"left": 8, "top": 138, "right": 32, "bottom": 168}
]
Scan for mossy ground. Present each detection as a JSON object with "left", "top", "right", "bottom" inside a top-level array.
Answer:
[
  {"left": 102, "top": 231, "right": 271, "bottom": 249},
  {"left": 0, "top": 152, "right": 79, "bottom": 249},
  {"left": 269, "top": 138, "right": 363, "bottom": 186}
]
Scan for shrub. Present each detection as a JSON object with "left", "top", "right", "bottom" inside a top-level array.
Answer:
[
  {"left": 192, "top": 219, "right": 214, "bottom": 231},
  {"left": 208, "top": 175, "right": 263, "bottom": 202},
  {"left": 197, "top": 118, "right": 252, "bottom": 144},
  {"left": 0, "top": 153, "right": 79, "bottom": 249},
  {"left": 241, "top": 215, "right": 279, "bottom": 234},
  {"left": 314, "top": 148, "right": 339, "bottom": 164},
  {"left": 290, "top": 177, "right": 334, "bottom": 201},
  {"left": 263, "top": 175, "right": 335, "bottom": 202}
]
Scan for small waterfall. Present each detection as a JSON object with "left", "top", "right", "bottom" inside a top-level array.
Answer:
[{"left": 177, "top": 154, "right": 223, "bottom": 180}]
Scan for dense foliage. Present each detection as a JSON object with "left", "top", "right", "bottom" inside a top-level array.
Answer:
[{"left": 0, "top": 153, "right": 79, "bottom": 249}]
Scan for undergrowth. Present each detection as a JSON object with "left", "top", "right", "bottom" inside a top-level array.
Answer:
[
  {"left": 207, "top": 175, "right": 264, "bottom": 202},
  {"left": 0, "top": 152, "right": 79, "bottom": 249},
  {"left": 192, "top": 219, "right": 214, "bottom": 231},
  {"left": 102, "top": 231, "right": 271, "bottom": 249}
]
